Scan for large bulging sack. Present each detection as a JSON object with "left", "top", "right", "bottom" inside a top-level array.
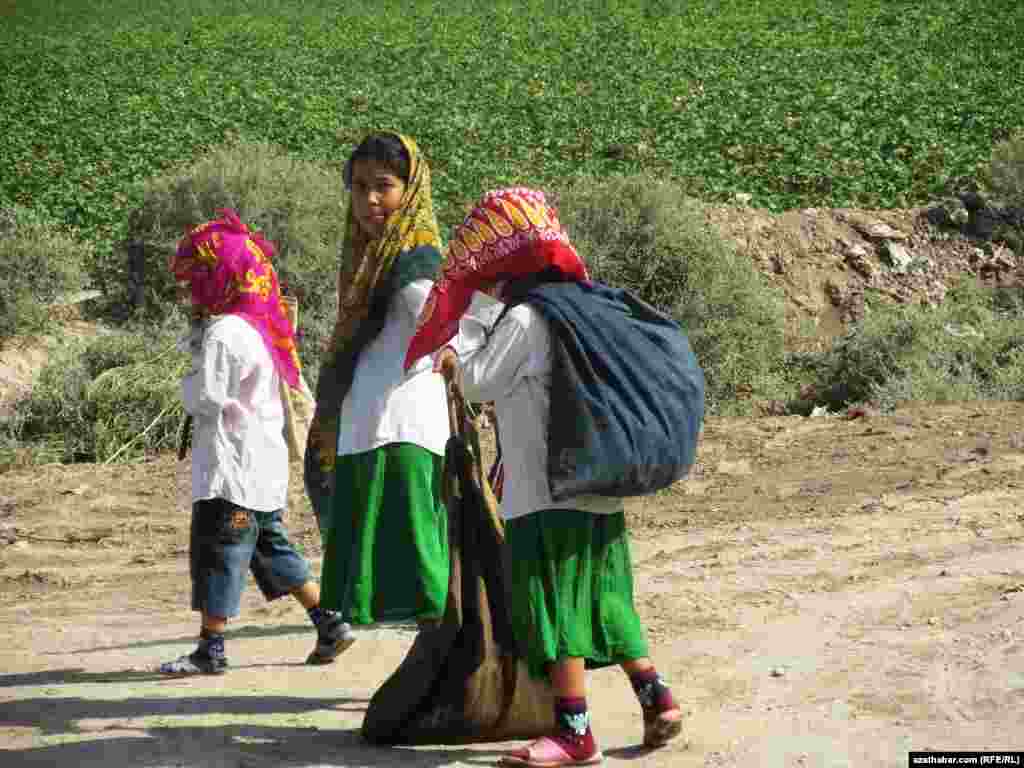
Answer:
[
  {"left": 523, "top": 281, "right": 705, "bottom": 500},
  {"left": 362, "top": 402, "right": 555, "bottom": 745}
]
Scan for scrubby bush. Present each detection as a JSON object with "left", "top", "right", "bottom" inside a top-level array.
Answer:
[
  {"left": 792, "top": 279, "right": 1024, "bottom": 412},
  {"left": 103, "top": 139, "right": 346, "bottom": 383},
  {"left": 2, "top": 326, "right": 187, "bottom": 464},
  {"left": 0, "top": 205, "right": 87, "bottom": 346},
  {"left": 553, "top": 174, "right": 787, "bottom": 414},
  {"left": 985, "top": 131, "right": 1024, "bottom": 207}
]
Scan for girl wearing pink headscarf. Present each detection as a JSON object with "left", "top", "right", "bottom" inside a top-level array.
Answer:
[
  {"left": 408, "top": 189, "right": 684, "bottom": 766},
  {"left": 159, "top": 210, "right": 354, "bottom": 676}
]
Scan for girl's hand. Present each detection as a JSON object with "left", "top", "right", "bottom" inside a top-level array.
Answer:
[{"left": 434, "top": 346, "right": 458, "bottom": 379}]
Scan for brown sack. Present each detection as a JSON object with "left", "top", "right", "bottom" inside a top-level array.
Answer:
[
  {"left": 361, "top": 381, "right": 555, "bottom": 745},
  {"left": 278, "top": 296, "right": 316, "bottom": 463}
]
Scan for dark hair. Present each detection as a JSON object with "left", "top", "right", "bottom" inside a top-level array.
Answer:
[
  {"left": 500, "top": 266, "right": 570, "bottom": 304},
  {"left": 343, "top": 132, "right": 411, "bottom": 188},
  {"left": 485, "top": 266, "right": 572, "bottom": 344}
]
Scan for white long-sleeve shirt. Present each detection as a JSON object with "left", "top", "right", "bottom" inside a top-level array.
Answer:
[
  {"left": 182, "top": 314, "right": 288, "bottom": 511},
  {"left": 337, "top": 279, "right": 453, "bottom": 457},
  {"left": 456, "top": 300, "right": 625, "bottom": 521}
]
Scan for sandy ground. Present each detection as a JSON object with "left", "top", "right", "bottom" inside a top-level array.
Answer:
[{"left": 1, "top": 401, "right": 1022, "bottom": 767}]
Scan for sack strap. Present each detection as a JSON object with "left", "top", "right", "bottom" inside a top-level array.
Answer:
[{"left": 442, "top": 366, "right": 467, "bottom": 440}]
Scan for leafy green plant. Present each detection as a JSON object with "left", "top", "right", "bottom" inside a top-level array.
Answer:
[
  {"left": 554, "top": 174, "right": 787, "bottom": 414},
  {"left": 2, "top": 0, "right": 1021, "bottom": 263},
  {"left": 0, "top": 206, "right": 87, "bottom": 346}
]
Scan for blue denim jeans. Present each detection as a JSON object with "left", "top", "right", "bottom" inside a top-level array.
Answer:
[{"left": 190, "top": 498, "right": 311, "bottom": 618}]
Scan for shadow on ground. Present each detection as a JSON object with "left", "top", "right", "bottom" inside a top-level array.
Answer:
[
  {"left": 0, "top": 688, "right": 669, "bottom": 767},
  {"left": 39, "top": 623, "right": 316, "bottom": 656},
  {"left": 0, "top": 692, "right": 518, "bottom": 767},
  {"left": 0, "top": 664, "right": 330, "bottom": 688},
  {"left": 0, "top": 723, "right": 512, "bottom": 767},
  {"left": 0, "top": 693, "right": 365, "bottom": 734},
  {"left": 42, "top": 620, "right": 421, "bottom": 656}
]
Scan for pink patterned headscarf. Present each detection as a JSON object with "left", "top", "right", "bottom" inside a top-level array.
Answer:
[
  {"left": 170, "top": 209, "right": 301, "bottom": 388},
  {"left": 405, "top": 187, "right": 588, "bottom": 370}
]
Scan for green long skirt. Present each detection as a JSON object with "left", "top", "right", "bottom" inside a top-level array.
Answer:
[
  {"left": 320, "top": 443, "right": 448, "bottom": 624},
  {"left": 506, "top": 509, "right": 649, "bottom": 680}
]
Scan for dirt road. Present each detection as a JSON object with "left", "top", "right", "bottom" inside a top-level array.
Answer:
[{"left": 1, "top": 402, "right": 1022, "bottom": 767}]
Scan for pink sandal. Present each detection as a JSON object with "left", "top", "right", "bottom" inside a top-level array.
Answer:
[
  {"left": 500, "top": 736, "right": 604, "bottom": 767},
  {"left": 643, "top": 707, "right": 683, "bottom": 748}
]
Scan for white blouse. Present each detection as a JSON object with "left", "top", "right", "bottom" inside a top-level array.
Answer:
[
  {"left": 456, "top": 301, "right": 625, "bottom": 521},
  {"left": 182, "top": 314, "right": 289, "bottom": 512},
  {"left": 336, "top": 279, "right": 452, "bottom": 457}
]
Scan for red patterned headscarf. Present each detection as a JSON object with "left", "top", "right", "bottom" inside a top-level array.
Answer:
[
  {"left": 170, "top": 209, "right": 301, "bottom": 388},
  {"left": 405, "top": 187, "right": 588, "bottom": 370}
]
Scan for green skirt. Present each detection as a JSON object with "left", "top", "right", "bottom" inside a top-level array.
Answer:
[
  {"left": 506, "top": 509, "right": 649, "bottom": 680},
  {"left": 320, "top": 443, "right": 448, "bottom": 624}
]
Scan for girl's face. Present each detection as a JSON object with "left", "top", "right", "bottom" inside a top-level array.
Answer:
[{"left": 349, "top": 158, "right": 407, "bottom": 238}]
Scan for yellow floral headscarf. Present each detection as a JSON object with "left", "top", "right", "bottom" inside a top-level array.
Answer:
[{"left": 330, "top": 133, "right": 441, "bottom": 353}]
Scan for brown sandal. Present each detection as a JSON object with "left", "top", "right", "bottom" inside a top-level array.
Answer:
[{"left": 643, "top": 708, "right": 683, "bottom": 748}]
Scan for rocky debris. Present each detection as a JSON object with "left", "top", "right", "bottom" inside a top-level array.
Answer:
[
  {"left": 824, "top": 279, "right": 843, "bottom": 306},
  {"left": 943, "top": 442, "right": 992, "bottom": 463},
  {"left": 968, "top": 242, "right": 1020, "bottom": 283},
  {"left": 2, "top": 569, "right": 66, "bottom": 586},
  {"left": 0, "top": 522, "right": 17, "bottom": 546},
  {"left": 823, "top": 279, "right": 866, "bottom": 323},
  {"left": 881, "top": 241, "right": 914, "bottom": 273},
  {"left": 842, "top": 213, "right": 910, "bottom": 242},
  {"left": 957, "top": 192, "right": 1024, "bottom": 241},
  {"left": 0, "top": 500, "right": 17, "bottom": 544},
  {"left": 758, "top": 399, "right": 789, "bottom": 416},
  {"left": 925, "top": 192, "right": 1024, "bottom": 244},
  {"left": 843, "top": 243, "right": 876, "bottom": 278},
  {"left": 798, "top": 384, "right": 818, "bottom": 401}
]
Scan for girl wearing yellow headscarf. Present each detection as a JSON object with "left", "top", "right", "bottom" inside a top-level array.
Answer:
[{"left": 305, "top": 132, "right": 451, "bottom": 657}]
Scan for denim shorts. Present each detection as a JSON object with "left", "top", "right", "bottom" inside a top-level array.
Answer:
[{"left": 190, "top": 498, "right": 311, "bottom": 618}]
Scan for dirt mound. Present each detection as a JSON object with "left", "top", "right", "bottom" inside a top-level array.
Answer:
[{"left": 704, "top": 203, "right": 1022, "bottom": 350}]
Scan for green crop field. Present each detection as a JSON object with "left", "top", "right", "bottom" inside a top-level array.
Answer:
[{"left": 2, "top": 0, "right": 1023, "bottom": 256}]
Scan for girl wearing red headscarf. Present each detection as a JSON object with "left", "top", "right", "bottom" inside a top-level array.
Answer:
[
  {"left": 159, "top": 209, "right": 353, "bottom": 676},
  {"left": 408, "top": 189, "right": 684, "bottom": 766}
]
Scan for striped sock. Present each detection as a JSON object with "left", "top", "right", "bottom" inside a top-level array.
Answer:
[
  {"left": 552, "top": 697, "right": 597, "bottom": 760},
  {"left": 198, "top": 629, "right": 225, "bottom": 659},
  {"left": 629, "top": 668, "right": 676, "bottom": 716}
]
